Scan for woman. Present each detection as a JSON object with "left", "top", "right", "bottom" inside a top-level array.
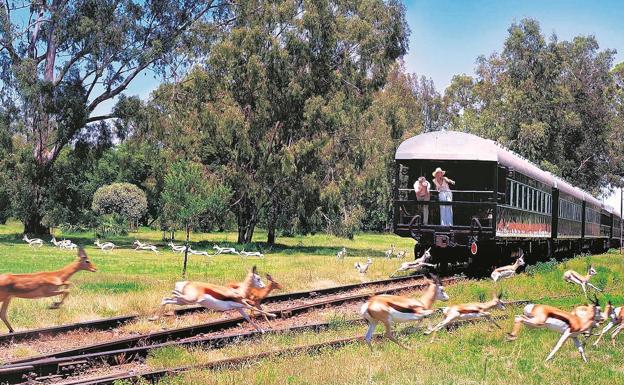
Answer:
[
  {"left": 432, "top": 167, "right": 455, "bottom": 226},
  {"left": 414, "top": 176, "right": 431, "bottom": 224}
]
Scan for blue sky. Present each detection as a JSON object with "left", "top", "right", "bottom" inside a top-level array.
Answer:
[{"left": 111, "top": 0, "right": 624, "bottom": 208}]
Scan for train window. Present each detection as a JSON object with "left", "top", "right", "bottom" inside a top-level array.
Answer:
[
  {"left": 506, "top": 180, "right": 512, "bottom": 205},
  {"left": 524, "top": 186, "right": 529, "bottom": 210}
]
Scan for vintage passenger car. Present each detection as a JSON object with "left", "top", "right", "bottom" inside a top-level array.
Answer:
[{"left": 394, "top": 131, "right": 621, "bottom": 269}]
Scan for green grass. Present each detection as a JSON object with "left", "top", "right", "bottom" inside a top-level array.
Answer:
[{"left": 0, "top": 220, "right": 413, "bottom": 330}]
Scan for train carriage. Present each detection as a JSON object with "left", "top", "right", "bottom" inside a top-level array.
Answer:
[{"left": 394, "top": 131, "right": 621, "bottom": 268}]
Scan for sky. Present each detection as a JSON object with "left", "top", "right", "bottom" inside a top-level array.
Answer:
[{"left": 111, "top": 0, "right": 624, "bottom": 211}]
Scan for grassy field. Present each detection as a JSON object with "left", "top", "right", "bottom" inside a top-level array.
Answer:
[
  {"left": 148, "top": 253, "right": 624, "bottom": 385},
  {"left": 0, "top": 220, "right": 413, "bottom": 330}
]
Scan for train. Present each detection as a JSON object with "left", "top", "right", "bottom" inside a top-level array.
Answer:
[{"left": 393, "top": 131, "right": 622, "bottom": 270}]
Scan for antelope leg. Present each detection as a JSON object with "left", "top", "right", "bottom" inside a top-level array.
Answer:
[
  {"left": 572, "top": 336, "right": 588, "bottom": 363},
  {"left": 545, "top": 330, "right": 571, "bottom": 362},
  {"left": 0, "top": 299, "right": 14, "bottom": 333}
]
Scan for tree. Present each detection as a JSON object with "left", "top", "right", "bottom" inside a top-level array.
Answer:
[
  {"left": 162, "top": 160, "right": 230, "bottom": 276},
  {"left": 0, "top": 0, "right": 230, "bottom": 234},
  {"left": 92, "top": 182, "right": 147, "bottom": 233}
]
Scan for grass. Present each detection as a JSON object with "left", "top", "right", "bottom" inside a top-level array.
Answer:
[
  {"left": 0, "top": 220, "right": 413, "bottom": 330},
  {"left": 146, "top": 254, "right": 624, "bottom": 385}
]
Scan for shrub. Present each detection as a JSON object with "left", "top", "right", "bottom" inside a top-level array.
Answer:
[{"left": 92, "top": 183, "right": 147, "bottom": 222}]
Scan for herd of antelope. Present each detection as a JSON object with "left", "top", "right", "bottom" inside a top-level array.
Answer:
[{"left": 0, "top": 239, "right": 621, "bottom": 365}]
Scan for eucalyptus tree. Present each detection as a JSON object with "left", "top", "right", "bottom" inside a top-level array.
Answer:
[{"left": 0, "top": 0, "right": 230, "bottom": 233}]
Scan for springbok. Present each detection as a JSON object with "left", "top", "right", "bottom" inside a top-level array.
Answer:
[
  {"left": 336, "top": 247, "right": 347, "bottom": 260},
  {"left": 22, "top": 235, "right": 43, "bottom": 248},
  {"left": 426, "top": 292, "right": 505, "bottom": 342},
  {"left": 391, "top": 248, "right": 435, "bottom": 277},
  {"left": 491, "top": 251, "right": 525, "bottom": 282},
  {"left": 228, "top": 273, "right": 283, "bottom": 324},
  {"left": 64, "top": 241, "right": 78, "bottom": 250},
  {"left": 563, "top": 265, "right": 601, "bottom": 296},
  {"left": 384, "top": 245, "right": 395, "bottom": 259},
  {"left": 240, "top": 250, "right": 265, "bottom": 258},
  {"left": 0, "top": 248, "right": 97, "bottom": 333},
  {"left": 94, "top": 239, "right": 116, "bottom": 252},
  {"left": 152, "top": 266, "right": 275, "bottom": 332},
  {"left": 168, "top": 242, "right": 187, "bottom": 253},
  {"left": 395, "top": 250, "right": 407, "bottom": 259},
  {"left": 213, "top": 245, "right": 239, "bottom": 255},
  {"left": 188, "top": 247, "right": 210, "bottom": 256},
  {"left": 593, "top": 301, "right": 624, "bottom": 346},
  {"left": 506, "top": 296, "right": 603, "bottom": 362},
  {"left": 360, "top": 274, "right": 449, "bottom": 349},
  {"left": 133, "top": 240, "right": 159, "bottom": 253},
  {"left": 354, "top": 258, "right": 373, "bottom": 274}
]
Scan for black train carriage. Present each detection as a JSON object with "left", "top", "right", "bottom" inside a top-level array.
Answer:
[{"left": 394, "top": 131, "right": 622, "bottom": 268}]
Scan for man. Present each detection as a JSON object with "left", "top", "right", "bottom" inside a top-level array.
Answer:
[{"left": 414, "top": 176, "right": 431, "bottom": 224}]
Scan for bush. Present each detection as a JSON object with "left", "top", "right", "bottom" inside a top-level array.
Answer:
[{"left": 92, "top": 183, "right": 148, "bottom": 223}]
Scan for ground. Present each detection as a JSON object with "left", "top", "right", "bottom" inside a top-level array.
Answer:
[{"left": 1, "top": 221, "right": 623, "bottom": 384}]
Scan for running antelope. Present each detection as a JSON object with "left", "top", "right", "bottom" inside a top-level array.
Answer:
[
  {"left": 563, "top": 265, "right": 601, "bottom": 296},
  {"left": 395, "top": 250, "right": 407, "bottom": 259},
  {"left": 94, "top": 240, "right": 116, "bottom": 252},
  {"left": 336, "top": 247, "right": 347, "bottom": 260},
  {"left": 384, "top": 245, "right": 395, "bottom": 259},
  {"left": 133, "top": 240, "right": 159, "bottom": 253},
  {"left": 506, "top": 296, "right": 603, "bottom": 362},
  {"left": 240, "top": 250, "right": 265, "bottom": 258},
  {"left": 188, "top": 247, "right": 210, "bottom": 256},
  {"left": 354, "top": 258, "right": 373, "bottom": 274},
  {"left": 23, "top": 235, "right": 43, "bottom": 248},
  {"left": 228, "top": 273, "right": 283, "bottom": 324},
  {"left": 168, "top": 242, "right": 187, "bottom": 253},
  {"left": 213, "top": 245, "right": 239, "bottom": 255},
  {"left": 0, "top": 248, "right": 97, "bottom": 333},
  {"left": 360, "top": 274, "right": 449, "bottom": 349},
  {"left": 593, "top": 301, "right": 624, "bottom": 346},
  {"left": 152, "top": 266, "right": 275, "bottom": 332},
  {"left": 391, "top": 248, "right": 435, "bottom": 277},
  {"left": 491, "top": 251, "right": 525, "bottom": 282},
  {"left": 426, "top": 292, "right": 505, "bottom": 342}
]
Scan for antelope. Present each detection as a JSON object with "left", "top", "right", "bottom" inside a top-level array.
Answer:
[
  {"left": 64, "top": 241, "right": 78, "bottom": 250},
  {"left": 94, "top": 240, "right": 116, "bottom": 252},
  {"left": 23, "top": 235, "right": 43, "bottom": 248},
  {"left": 391, "top": 248, "right": 436, "bottom": 277},
  {"left": 360, "top": 274, "right": 449, "bottom": 349},
  {"left": 0, "top": 248, "right": 97, "bottom": 333},
  {"left": 426, "top": 292, "right": 505, "bottom": 342},
  {"left": 593, "top": 301, "right": 624, "bottom": 346},
  {"left": 506, "top": 296, "right": 603, "bottom": 362},
  {"left": 384, "top": 245, "right": 395, "bottom": 259},
  {"left": 168, "top": 242, "right": 187, "bottom": 253},
  {"left": 354, "top": 258, "right": 373, "bottom": 274},
  {"left": 188, "top": 247, "right": 210, "bottom": 256},
  {"left": 50, "top": 237, "right": 64, "bottom": 248},
  {"left": 336, "top": 247, "right": 347, "bottom": 260},
  {"left": 491, "top": 251, "right": 525, "bottom": 282},
  {"left": 151, "top": 266, "right": 276, "bottom": 332},
  {"left": 240, "top": 250, "right": 265, "bottom": 258},
  {"left": 563, "top": 265, "right": 601, "bottom": 296},
  {"left": 133, "top": 240, "right": 159, "bottom": 253},
  {"left": 228, "top": 273, "right": 283, "bottom": 323},
  {"left": 395, "top": 250, "right": 407, "bottom": 259},
  {"left": 213, "top": 245, "right": 239, "bottom": 255}
]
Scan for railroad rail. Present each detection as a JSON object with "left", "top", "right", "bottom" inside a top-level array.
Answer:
[
  {"left": 0, "top": 274, "right": 425, "bottom": 345},
  {"left": 1, "top": 276, "right": 458, "bottom": 383}
]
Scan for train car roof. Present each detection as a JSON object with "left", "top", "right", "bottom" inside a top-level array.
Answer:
[{"left": 395, "top": 131, "right": 602, "bottom": 206}]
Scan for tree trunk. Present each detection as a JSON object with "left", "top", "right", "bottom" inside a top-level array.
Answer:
[
  {"left": 267, "top": 202, "right": 276, "bottom": 245},
  {"left": 24, "top": 209, "right": 49, "bottom": 235},
  {"left": 182, "top": 223, "right": 190, "bottom": 277},
  {"left": 237, "top": 198, "right": 257, "bottom": 244}
]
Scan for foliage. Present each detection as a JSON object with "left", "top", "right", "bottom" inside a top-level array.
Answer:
[{"left": 92, "top": 183, "right": 148, "bottom": 231}]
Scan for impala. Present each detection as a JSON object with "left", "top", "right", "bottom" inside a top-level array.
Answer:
[
  {"left": 168, "top": 242, "right": 187, "bottom": 253},
  {"left": 240, "top": 250, "right": 265, "bottom": 258},
  {"left": 94, "top": 239, "right": 116, "bottom": 252},
  {"left": 360, "top": 274, "right": 449, "bottom": 349},
  {"left": 213, "top": 245, "right": 239, "bottom": 255},
  {"left": 354, "top": 258, "right": 373, "bottom": 274},
  {"left": 391, "top": 248, "right": 435, "bottom": 277},
  {"left": 133, "top": 240, "right": 159, "bottom": 253},
  {"left": 0, "top": 248, "right": 97, "bottom": 333},
  {"left": 228, "top": 273, "right": 283, "bottom": 324},
  {"left": 563, "top": 265, "right": 601, "bottom": 296},
  {"left": 491, "top": 251, "right": 525, "bottom": 282},
  {"left": 23, "top": 235, "right": 43, "bottom": 248},
  {"left": 507, "top": 296, "right": 603, "bottom": 362},
  {"left": 336, "top": 247, "right": 347, "bottom": 260},
  {"left": 152, "top": 266, "right": 275, "bottom": 332},
  {"left": 593, "top": 301, "right": 624, "bottom": 346},
  {"left": 426, "top": 292, "right": 505, "bottom": 342}
]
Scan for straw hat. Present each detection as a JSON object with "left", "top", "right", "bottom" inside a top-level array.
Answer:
[{"left": 432, "top": 167, "right": 446, "bottom": 177}]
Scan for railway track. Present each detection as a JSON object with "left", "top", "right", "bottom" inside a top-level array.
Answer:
[
  {"left": 0, "top": 275, "right": 425, "bottom": 345},
  {"left": 1, "top": 275, "right": 459, "bottom": 383}
]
